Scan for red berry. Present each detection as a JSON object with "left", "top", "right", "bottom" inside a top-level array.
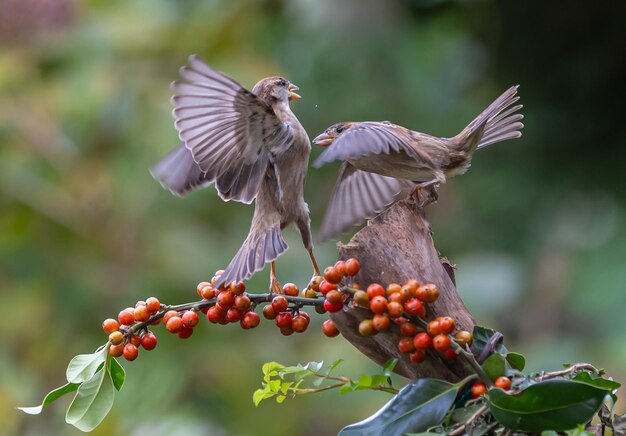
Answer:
[
  {"left": 319, "top": 280, "right": 338, "bottom": 296},
  {"left": 325, "top": 290, "right": 343, "bottom": 304},
  {"left": 426, "top": 320, "right": 442, "bottom": 337},
  {"left": 334, "top": 260, "right": 346, "bottom": 276},
  {"left": 386, "top": 283, "right": 402, "bottom": 296},
  {"left": 226, "top": 307, "right": 243, "bottom": 323},
  {"left": 372, "top": 313, "right": 390, "bottom": 331},
  {"left": 134, "top": 305, "right": 150, "bottom": 323},
  {"left": 279, "top": 326, "right": 294, "bottom": 336},
  {"left": 471, "top": 382, "right": 487, "bottom": 398},
  {"left": 437, "top": 316, "right": 455, "bottom": 335},
  {"left": 182, "top": 310, "right": 199, "bottom": 327},
  {"left": 166, "top": 316, "right": 183, "bottom": 333},
  {"left": 413, "top": 332, "right": 432, "bottom": 350},
  {"left": 262, "top": 304, "right": 277, "bottom": 320},
  {"left": 358, "top": 319, "right": 376, "bottom": 336},
  {"left": 129, "top": 334, "right": 141, "bottom": 347},
  {"left": 323, "top": 299, "right": 343, "bottom": 313},
  {"left": 443, "top": 348, "right": 458, "bottom": 360},
  {"left": 217, "top": 291, "right": 235, "bottom": 309},
  {"left": 271, "top": 295, "right": 289, "bottom": 313},
  {"left": 324, "top": 266, "right": 343, "bottom": 284},
  {"left": 275, "top": 312, "right": 293, "bottom": 329},
  {"left": 297, "top": 311, "right": 310, "bottom": 322},
  {"left": 387, "top": 301, "right": 404, "bottom": 318},
  {"left": 370, "top": 296, "right": 388, "bottom": 314},
  {"left": 404, "top": 279, "right": 420, "bottom": 295},
  {"left": 366, "top": 283, "right": 385, "bottom": 299},
  {"left": 146, "top": 297, "right": 161, "bottom": 314},
  {"left": 495, "top": 376, "right": 511, "bottom": 390},
  {"left": 410, "top": 349, "right": 426, "bottom": 364},
  {"left": 163, "top": 310, "right": 179, "bottom": 325},
  {"left": 322, "top": 319, "right": 340, "bottom": 337},
  {"left": 455, "top": 330, "right": 473, "bottom": 347},
  {"left": 207, "top": 306, "right": 224, "bottom": 323},
  {"left": 177, "top": 325, "right": 194, "bottom": 339},
  {"left": 292, "top": 315, "right": 309, "bottom": 333},
  {"left": 123, "top": 344, "right": 138, "bottom": 361},
  {"left": 140, "top": 332, "right": 157, "bottom": 350},
  {"left": 201, "top": 286, "right": 215, "bottom": 300},
  {"left": 240, "top": 311, "right": 260, "bottom": 329},
  {"left": 308, "top": 275, "right": 323, "bottom": 292},
  {"left": 118, "top": 308, "right": 135, "bottom": 326},
  {"left": 109, "top": 343, "right": 124, "bottom": 358},
  {"left": 432, "top": 334, "right": 452, "bottom": 352},
  {"left": 282, "top": 283, "right": 299, "bottom": 297},
  {"left": 102, "top": 318, "right": 119, "bottom": 334},
  {"left": 400, "top": 322, "right": 418, "bottom": 336},
  {"left": 230, "top": 281, "right": 246, "bottom": 295},
  {"left": 404, "top": 299, "right": 425, "bottom": 317},
  {"left": 109, "top": 331, "right": 124, "bottom": 345},
  {"left": 234, "top": 295, "right": 251, "bottom": 312},
  {"left": 197, "top": 281, "right": 211, "bottom": 296},
  {"left": 344, "top": 258, "right": 360, "bottom": 276},
  {"left": 398, "top": 337, "right": 415, "bottom": 353},
  {"left": 417, "top": 284, "right": 439, "bottom": 303}
]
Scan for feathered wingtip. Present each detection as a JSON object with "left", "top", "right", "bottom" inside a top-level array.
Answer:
[{"left": 150, "top": 143, "right": 212, "bottom": 197}]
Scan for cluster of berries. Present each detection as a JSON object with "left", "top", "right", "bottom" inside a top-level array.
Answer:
[
  {"left": 471, "top": 376, "right": 511, "bottom": 398},
  {"left": 102, "top": 296, "right": 162, "bottom": 361},
  {"left": 198, "top": 272, "right": 261, "bottom": 329}
]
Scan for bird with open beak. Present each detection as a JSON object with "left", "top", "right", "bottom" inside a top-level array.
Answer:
[
  {"left": 312, "top": 85, "right": 524, "bottom": 242},
  {"left": 151, "top": 55, "right": 319, "bottom": 292}
]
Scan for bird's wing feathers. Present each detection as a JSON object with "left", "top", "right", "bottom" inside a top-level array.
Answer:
[
  {"left": 318, "top": 162, "right": 415, "bottom": 242},
  {"left": 170, "top": 55, "right": 292, "bottom": 203},
  {"left": 313, "top": 122, "right": 423, "bottom": 167}
]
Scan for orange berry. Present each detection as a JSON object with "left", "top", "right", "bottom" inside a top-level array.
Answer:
[
  {"left": 433, "top": 334, "right": 452, "bottom": 352},
  {"left": 366, "top": 283, "right": 385, "bottom": 299},
  {"left": 282, "top": 283, "right": 299, "bottom": 297},
  {"left": 109, "top": 331, "right": 124, "bottom": 345},
  {"left": 323, "top": 299, "right": 343, "bottom": 313},
  {"left": 102, "top": 318, "right": 119, "bottom": 334},
  {"left": 325, "top": 290, "right": 343, "bottom": 305},
  {"left": 370, "top": 296, "right": 388, "bottom": 314},
  {"left": 322, "top": 319, "right": 340, "bottom": 337},
  {"left": 495, "top": 376, "right": 511, "bottom": 390},
  {"left": 197, "top": 281, "right": 211, "bottom": 296},
  {"left": 162, "top": 310, "right": 179, "bottom": 325},
  {"left": 426, "top": 320, "right": 442, "bottom": 336},
  {"left": 358, "top": 319, "right": 376, "bottom": 336},
  {"left": 372, "top": 313, "right": 390, "bottom": 331},
  {"left": 404, "top": 299, "right": 425, "bottom": 317},
  {"left": 182, "top": 310, "right": 199, "bottom": 327},
  {"left": 217, "top": 291, "right": 235, "bottom": 309},
  {"left": 455, "top": 330, "right": 473, "bottom": 347},
  {"left": 123, "top": 344, "right": 138, "bottom": 361},
  {"left": 324, "top": 266, "right": 342, "bottom": 284},
  {"left": 400, "top": 322, "right": 418, "bottom": 336},
  {"left": 308, "top": 275, "right": 323, "bottom": 292},
  {"left": 410, "top": 349, "right": 426, "bottom": 364},
  {"left": 398, "top": 337, "right": 415, "bottom": 353},
  {"left": 437, "top": 316, "right": 455, "bottom": 335},
  {"left": 443, "top": 348, "right": 458, "bottom": 360},
  {"left": 240, "top": 311, "right": 260, "bottom": 329},
  {"left": 413, "top": 332, "right": 432, "bottom": 350},
  {"left": 404, "top": 279, "right": 420, "bottom": 294},
  {"left": 201, "top": 286, "right": 215, "bottom": 300},
  {"left": 262, "top": 305, "right": 277, "bottom": 320},
  {"left": 134, "top": 305, "right": 150, "bottom": 323},
  {"left": 334, "top": 260, "right": 346, "bottom": 276},
  {"left": 275, "top": 312, "right": 293, "bottom": 329},
  {"left": 386, "top": 283, "right": 402, "bottom": 295},
  {"left": 319, "top": 280, "right": 338, "bottom": 296},
  {"left": 387, "top": 301, "right": 404, "bottom": 318},
  {"left": 291, "top": 315, "right": 309, "bottom": 333},
  {"left": 140, "top": 332, "right": 157, "bottom": 350},
  {"left": 177, "top": 324, "right": 194, "bottom": 339},
  {"left": 271, "top": 295, "right": 289, "bottom": 313},
  {"left": 118, "top": 308, "right": 135, "bottom": 326},
  {"left": 471, "top": 382, "right": 487, "bottom": 398},
  {"left": 109, "top": 343, "right": 124, "bottom": 358},
  {"left": 353, "top": 290, "right": 370, "bottom": 307},
  {"left": 230, "top": 281, "right": 246, "bottom": 295},
  {"left": 344, "top": 258, "right": 360, "bottom": 276},
  {"left": 146, "top": 297, "right": 161, "bottom": 314},
  {"left": 166, "top": 316, "right": 183, "bottom": 333}
]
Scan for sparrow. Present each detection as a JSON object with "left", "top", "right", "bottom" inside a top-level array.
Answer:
[
  {"left": 151, "top": 55, "right": 319, "bottom": 291},
  {"left": 312, "top": 85, "right": 524, "bottom": 242}
]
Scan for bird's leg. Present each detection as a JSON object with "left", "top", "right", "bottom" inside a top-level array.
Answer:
[
  {"left": 307, "top": 248, "right": 321, "bottom": 277},
  {"left": 269, "top": 261, "right": 283, "bottom": 294}
]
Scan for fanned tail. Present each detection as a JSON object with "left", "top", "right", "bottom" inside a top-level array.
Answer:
[{"left": 215, "top": 224, "right": 288, "bottom": 288}]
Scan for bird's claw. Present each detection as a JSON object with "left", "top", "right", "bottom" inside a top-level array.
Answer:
[{"left": 270, "top": 275, "right": 283, "bottom": 295}]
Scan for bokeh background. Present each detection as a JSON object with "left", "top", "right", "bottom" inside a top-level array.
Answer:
[{"left": 2, "top": 0, "right": 625, "bottom": 434}]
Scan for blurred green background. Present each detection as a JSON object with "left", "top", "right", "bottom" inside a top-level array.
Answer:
[{"left": 2, "top": 0, "right": 625, "bottom": 434}]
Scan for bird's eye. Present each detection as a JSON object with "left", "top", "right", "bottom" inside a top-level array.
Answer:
[
  {"left": 278, "top": 79, "right": 287, "bottom": 87},
  {"left": 336, "top": 126, "right": 344, "bottom": 133}
]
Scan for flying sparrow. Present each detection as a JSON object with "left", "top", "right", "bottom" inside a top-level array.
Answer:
[
  {"left": 151, "top": 55, "right": 320, "bottom": 291},
  {"left": 312, "top": 85, "right": 523, "bottom": 241}
]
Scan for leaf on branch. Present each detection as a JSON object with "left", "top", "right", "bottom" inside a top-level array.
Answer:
[
  {"left": 66, "top": 348, "right": 108, "bottom": 384},
  {"left": 472, "top": 326, "right": 507, "bottom": 359},
  {"left": 488, "top": 378, "right": 610, "bottom": 432},
  {"left": 339, "top": 378, "right": 462, "bottom": 435},
  {"left": 108, "top": 357, "right": 125, "bottom": 391},
  {"left": 262, "top": 362, "right": 285, "bottom": 377},
  {"left": 65, "top": 366, "right": 115, "bottom": 432},
  {"left": 482, "top": 353, "right": 506, "bottom": 382},
  {"left": 17, "top": 383, "right": 80, "bottom": 415},
  {"left": 572, "top": 371, "right": 620, "bottom": 391},
  {"left": 506, "top": 352, "right": 526, "bottom": 371}
]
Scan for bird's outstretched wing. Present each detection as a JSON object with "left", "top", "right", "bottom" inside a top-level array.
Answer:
[
  {"left": 313, "top": 122, "right": 433, "bottom": 168},
  {"left": 318, "top": 162, "right": 415, "bottom": 242},
  {"left": 169, "top": 55, "right": 293, "bottom": 203}
]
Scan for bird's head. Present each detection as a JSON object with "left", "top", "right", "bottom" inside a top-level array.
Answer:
[
  {"left": 312, "top": 122, "right": 354, "bottom": 147},
  {"left": 252, "top": 77, "right": 300, "bottom": 105}
]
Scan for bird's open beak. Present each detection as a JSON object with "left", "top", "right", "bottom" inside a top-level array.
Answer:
[
  {"left": 313, "top": 132, "right": 334, "bottom": 147},
  {"left": 288, "top": 84, "right": 301, "bottom": 100}
]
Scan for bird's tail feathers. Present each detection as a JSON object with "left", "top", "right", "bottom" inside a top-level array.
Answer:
[
  {"left": 454, "top": 85, "right": 524, "bottom": 152},
  {"left": 150, "top": 143, "right": 211, "bottom": 197},
  {"left": 215, "top": 225, "right": 288, "bottom": 288}
]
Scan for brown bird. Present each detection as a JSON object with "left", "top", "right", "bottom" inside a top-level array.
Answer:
[
  {"left": 151, "top": 55, "right": 320, "bottom": 291},
  {"left": 312, "top": 85, "right": 523, "bottom": 241}
]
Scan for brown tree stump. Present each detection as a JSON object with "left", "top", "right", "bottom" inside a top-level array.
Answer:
[{"left": 330, "top": 194, "right": 475, "bottom": 381}]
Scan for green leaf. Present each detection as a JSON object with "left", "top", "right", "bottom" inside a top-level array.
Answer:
[
  {"left": 488, "top": 378, "right": 609, "bottom": 432},
  {"left": 482, "top": 353, "right": 506, "bottom": 382},
  {"left": 472, "top": 326, "right": 507, "bottom": 358},
  {"left": 66, "top": 348, "right": 107, "bottom": 384},
  {"left": 572, "top": 372, "right": 620, "bottom": 391},
  {"left": 276, "top": 395, "right": 286, "bottom": 404},
  {"left": 382, "top": 359, "right": 398, "bottom": 376},
  {"left": 356, "top": 374, "right": 373, "bottom": 389},
  {"left": 65, "top": 366, "right": 115, "bottom": 432},
  {"left": 506, "top": 352, "right": 526, "bottom": 371},
  {"left": 108, "top": 358, "right": 125, "bottom": 391},
  {"left": 262, "top": 362, "right": 284, "bottom": 376},
  {"left": 304, "top": 361, "right": 323, "bottom": 372},
  {"left": 253, "top": 388, "right": 275, "bottom": 406},
  {"left": 18, "top": 383, "right": 80, "bottom": 415},
  {"left": 449, "top": 403, "right": 483, "bottom": 424},
  {"left": 339, "top": 378, "right": 461, "bottom": 435}
]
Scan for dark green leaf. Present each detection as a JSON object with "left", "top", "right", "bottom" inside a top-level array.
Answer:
[
  {"left": 66, "top": 348, "right": 107, "bottom": 384},
  {"left": 449, "top": 403, "right": 483, "bottom": 424},
  {"left": 472, "top": 326, "right": 507, "bottom": 358},
  {"left": 488, "top": 379, "right": 609, "bottom": 432},
  {"left": 506, "top": 352, "right": 526, "bottom": 371},
  {"left": 108, "top": 358, "right": 125, "bottom": 391},
  {"left": 482, "top": 353, "right": 505, "bottom": 382},
  {"left": 382, "top": 359, "right": 398, "bottom": 376},
  {"left": 339, "top": 378, "right": 460, "bottom": 435},
  {"left": 18, "top": 383, "right": 80, "bottom": 415},
  {"left": 572, "top": 372, "right": 620, "bottom": 391},
  {"left": 65, "top": 367, "right": 115, "bottom": 432}
]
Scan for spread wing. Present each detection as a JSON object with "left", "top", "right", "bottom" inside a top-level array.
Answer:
[
  {"left": 171, "top": 55, "right": 293, "bottom": 203},
  {"left": 318, "top": 162, "right": 415, "bottom": 242},
  {"left": 313, "top": 122, "right": 434, "bottom": 168}
]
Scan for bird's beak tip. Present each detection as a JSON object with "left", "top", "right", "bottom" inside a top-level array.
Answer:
[
  {"left": 313, "top": 133, "right": 334, "bottom": 147},
  {"left": 288, "top": 84, "right": 301, "bottom": 100}
]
